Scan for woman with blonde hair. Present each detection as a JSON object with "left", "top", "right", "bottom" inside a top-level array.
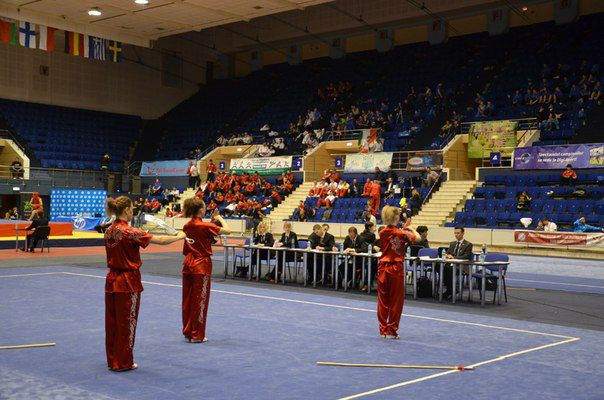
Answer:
[
  {"left": 377, "top": 205, "right": 419, "bottom": 339},
  {"left": 104, "top": 196, "right": 185, "bottom": 371},
  {"left": 181, "top": 197, "right": 231, "bottom": 343}
]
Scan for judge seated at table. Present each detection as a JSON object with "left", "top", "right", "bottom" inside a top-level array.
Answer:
[
  {"left": 307, "top": 224, "right": 337, "bottom": 284},
  {"left": 21, "top": 210, "right": 49, "bottom": 253},
  {"left": 443, "top": 226, "right": 473, "bottom": 299},
  {"left": 251, "top": 222, "right": 275, "bottom": 276},
  {"left": 94, "top": 214, "right": 116, "bottom": 233},
  {"left": 338, "top": 227, "right": 368, "bottom": 289},
  {"left": 266, "top": 222, "right": 299, "bottom": 282}
]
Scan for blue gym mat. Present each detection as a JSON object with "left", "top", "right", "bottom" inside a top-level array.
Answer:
[{"left": 1, "top": 266, "right": 603, "bottom": 400}]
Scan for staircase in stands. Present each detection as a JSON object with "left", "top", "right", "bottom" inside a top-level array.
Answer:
[
  {"left": 412, "top": 180, "right": 477, "bottom": 227},
  {"left": 269, "top": 182, "right": 315, "bottom": 223}
]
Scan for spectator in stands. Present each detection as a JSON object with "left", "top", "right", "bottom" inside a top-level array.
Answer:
[
  {"left": 444, "top": 226, "right": 473, "bottom": 299},
  {"left": 415, "top": 226, "right": 429, "bottom": 248},
  {"left": 350, "top": 178, "right": 362, "bottom": 197},
  {"left": 384, "top": 178, "right": 397, "bottom": 199},
  {"left": 187, "top": 161, "right": 199, "bottom": 189},
  {"left": 217, "top": 134, "right": 227, "bottom": 146},
  {"left": 318, "top": 191, "right": 336, "bottom": 209},
  {"left": 512, "top": 90, "right": 523, "bottom": 106},
  {"left": 206, "top": 159, "right": 217, "bottom": 182},
  {"left": 424, "top": 167, "right": 439, "bottom": 187},
  {"left": 7, "top": 206, "right": 19, "bottom": 220},
  {"left": 409, "top": 189, "right": 422, "bottom": 216},
  {"left": 257, "top": 142, "right": 274, "bottom": 157},
  {"left": 485, "top": 101, "right": 495, "bottom": 116},
  {"left": 269, "top": 189, "right": 282, "bottom": 208},
  {"left": 541, "top": 217, "right": 557, "bottom": 232},
  {"left": 150, "top": 198, "right": 161, "bottom": 213},
  {"left": 374, "top": 167, "right": 386, "bottom": 183},
  {"left": 516, "top": 191, "right": 532, "bottom": 211},
  {"left": 151, "top": 178, "right": 163, "bottom": 196},
  {"left": 573, "top": 217, "right": 603, "bottom": 233},
  {"left": 337, "top": 180, "right": 349, "bottom": 197},
  {"left": 206, "top": 200, "right": 217, "bottom": 216},
  {"left": 362, "top": 203, "right": 377, "bottom": 226},
  {"left": 293, "top": 200, "right": 307, "bottom": 221},
  {"left": 10, "top": 158, "right": 23, "bottom": 179},
  {"left": 561, "top": 164, "right": 577, "bottom": 185},
  {"left": 362, "top": 178, "right": 372, "bottom": 198},
  {"left": 544, "top": 113, "right": 559, "bottom": 130},
  {"left": 167, "top": 187, "right": 180, "bottom": 203},
  {"left": 590, "top": 82, "right": 601, "bottom": 101},
  {"left": 221, "top": 201, "right": 238, "bottom": 217},
  {"left": 101, "top": 153, "right": 110, "bottom": 172},
  {"left": 441, "top": 120, "right": 452, "bottom": 136}
]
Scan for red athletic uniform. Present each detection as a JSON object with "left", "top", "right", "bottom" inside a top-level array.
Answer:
[
  {"left": 104, "top": 219, "right": 153, "bottom": 370},
  {"left": 377, "top": 226, "right": 415, "bottom": 336},
  {"left": 369, "top": 183, "right": 381, "bottom": 216},
  {"left": 182, "top": 217, "right": 221, "bottom": 341}
]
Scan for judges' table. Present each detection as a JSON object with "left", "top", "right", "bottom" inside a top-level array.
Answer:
[{"left": 1, "top": 220, "right": 74, "bottom": 238}]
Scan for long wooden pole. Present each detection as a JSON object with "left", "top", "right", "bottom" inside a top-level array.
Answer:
[
  {"left": 317, "top": 362, "right": 473, "bottom": 371},
  {"left": 0, "top": 342, "right": 56, "bottom": 350}
]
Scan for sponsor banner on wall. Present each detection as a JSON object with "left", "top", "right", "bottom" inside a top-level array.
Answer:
[
  {"left": 344, "top": 153, "right": 393, "bottom": 173},
  {"left": 513, "top": 143, "right": 604, "bottom": 170},
  {"left": 140, "top": 160, "right": 190, "bottom": 176},
  {"left": 406, "top": 152, "right": 443, "bottom": 170},
  {"left": 467, "top": 120, "right": 518, "bottom": 158},
  {"left": 230, "top": 156, "right": 292, "bottom": 175},
  {"left": 514, "top": 230, "right": 604, "bottom": 246}
]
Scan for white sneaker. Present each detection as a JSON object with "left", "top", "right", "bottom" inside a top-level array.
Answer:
[
  {"left": 187, "top": 337, "right": 208, "bottom": 343},
  {"left": 385, "top": 334, "right": 400, "bottom": 340}
]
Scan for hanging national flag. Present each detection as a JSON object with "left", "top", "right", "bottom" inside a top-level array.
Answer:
[
  {"left": 38, "top": 25, "right": 55, "bottom": 51},
  {"left": 0, "top": 18, "right": 18, "bottom": 45},
  {"left": 89, "top": 36, "right": 106, "bottom": 60},
  {"left": 64, "top": 31, "right": 89, "bottom": 57},
  {"left": 107, "top": 40, "right": 122, "bottom": 62},
  {"left": 19, "top": 21, "right": 37, "bottom": 49}
]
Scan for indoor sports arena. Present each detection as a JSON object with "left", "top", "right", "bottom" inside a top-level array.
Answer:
[{"left": 1, "top": 1, "right": 603, "bottom": 399}]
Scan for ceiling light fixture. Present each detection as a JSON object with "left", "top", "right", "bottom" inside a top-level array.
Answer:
[
  {"left": 135, "top": 0, "right": 150, "bottom": 5},
  {"left": 88, "top": 7, "right": 102, "bottom": 16},
  {"left": 521, "top": 6, "right": 528, "bottom": 11}
]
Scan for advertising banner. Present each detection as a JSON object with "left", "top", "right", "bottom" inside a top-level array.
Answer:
[
  {"left": 140, "top": 160, "right": 190, "bottom": 176},
  {"left": 406, "top": 152, "right": 443, "bottom": 170},
  {"left": 514, "top": 230, "right": 604, "bottom": 246},
  {"left": 468, "top": 120, "right": 518, "bottom": 158},
  {"left": 513, "top": 143, "right": 604, "bottom": 170},
  {"left": 229, "top": 156, "right": 292, "bottom": 175},
  {"left": 344, "top": 153, "right": 393, "bottom": 173}
]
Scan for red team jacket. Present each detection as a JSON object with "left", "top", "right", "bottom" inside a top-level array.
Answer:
[
  {"left": 379, "top": 226, "right": 415, "bottom": 264},
  {"left": 182, "top": 217, "right": 221, "bottom": 275}
]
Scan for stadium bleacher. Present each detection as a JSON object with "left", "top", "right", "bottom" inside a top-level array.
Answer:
[
  {"left": 447, "top": 171, "right": 603, "bottom": 231},
  {"left": 0, "top": 98, "right": 141, "bottom": 171}
]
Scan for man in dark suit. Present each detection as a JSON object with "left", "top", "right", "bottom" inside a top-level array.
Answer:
[
  {"left": 22, "top": 210, "right": 49, "bottom": 252},
  {"left": 350, "top": 179, "right": 362, "bottom": 198},
  {"left": 443, "top": 225, "right": 473, "bottom": 299},
  {"left": 307, "top": 224, "right": 337, "bottom": 284}
]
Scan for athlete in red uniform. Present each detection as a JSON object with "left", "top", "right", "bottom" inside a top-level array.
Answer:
[
  {"left": 377, "top": 206, "right": 419, "bottom": 339},
  {"left": 104, "top": 196, "right": 185, "bottom": 372},
  {"left": 369, "top": 180, "right": 381, "bottom": 216},
  {"left": 181, "top": 198, "right": 232, "bottom": 343}
]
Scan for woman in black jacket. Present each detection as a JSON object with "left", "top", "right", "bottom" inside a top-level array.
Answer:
[
  {"left": 267, "top": 221, "right": 299, "bottom": 282},
  {"left": 251, "top": 222, "right": 274, "bottom": 279}
]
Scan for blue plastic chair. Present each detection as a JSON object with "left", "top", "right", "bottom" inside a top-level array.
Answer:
[{"left": 472, "top": 253, "right": 509, "bottom": 304}]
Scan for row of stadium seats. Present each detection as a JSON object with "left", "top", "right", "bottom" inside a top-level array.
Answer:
[{"left": 482, "top": 173, "right": 602, "bottom": 186}]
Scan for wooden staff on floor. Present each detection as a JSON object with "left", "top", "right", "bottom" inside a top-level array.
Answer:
[
  {"left": 0, "top": 342, "right": 56, "bottom": 350},
  {"left": 317, "top": 362, "right": 474, "bottom": 371}
]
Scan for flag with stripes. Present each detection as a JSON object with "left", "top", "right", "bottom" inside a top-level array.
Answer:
[
  {"left": 39, "top": 25, "right": 55, "bottom": 51},
  {"left": 19, "top": 21, "right": 36, "bottom": 49},
  {"left": 0, "top": 18, "right": 17, "bottom": 44},
  {"left": 89, "top": 36, "right": 106, "bottom": 60},
  {"left": 64, "top": 31, "right": 89, "bottom": 57}
]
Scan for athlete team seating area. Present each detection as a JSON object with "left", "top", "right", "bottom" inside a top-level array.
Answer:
[{"left": 447, "top": 171, "right": 603, "bottom": 231}]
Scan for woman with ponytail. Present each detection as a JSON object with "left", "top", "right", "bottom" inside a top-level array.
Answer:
[
  {"left": 181, "top": 197, "right": 231, "bottom": 343},
  {"left": 104, "top": 196, "right": 185, "bottom": 371}
]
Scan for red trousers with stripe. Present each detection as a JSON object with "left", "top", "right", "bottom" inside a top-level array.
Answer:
[
  {"left": 370, "top": 195, "right": 380, "bottom": 216},
  {"left": 105, "top": 292, "right": 141, "bottom": 370},
  {"left": 182, "top": 273, "right": 211, "bottom": 340},
  {"left": 377, "top": 261, "right": 405, "bottom": 336}
]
